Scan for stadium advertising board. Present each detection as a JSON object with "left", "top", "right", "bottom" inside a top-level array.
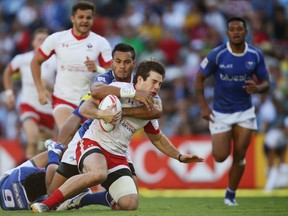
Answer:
[{"left": 130, "top": 136, "right": 257, "bottom": 189}]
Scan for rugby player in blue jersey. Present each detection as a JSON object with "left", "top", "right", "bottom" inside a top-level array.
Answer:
[
  {"left": 195, "top": 17, "right": 270, "bottom": 206},
  {"left": 0, "top": 141, "right": 64, "bottom": 210}
]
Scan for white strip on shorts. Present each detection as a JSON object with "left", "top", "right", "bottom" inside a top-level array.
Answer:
[
  {"left": 209, "top": 106, "right": 258, "bottom": 135},
  {"left": 61, "top": 132, "right": 81, "bottom": 165}
]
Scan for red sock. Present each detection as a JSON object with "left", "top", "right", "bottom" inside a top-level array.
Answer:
[{"left": 43, "top": 189, "right": 64, "bottom": 209}]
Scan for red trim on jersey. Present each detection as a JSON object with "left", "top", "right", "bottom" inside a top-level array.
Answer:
[
  {"left": 19, "top": 103, "right": 55, "bottom": 129},
  {"left": 98, "top": 53, "right": 112, "bottom": 67},
  {"left": 52, "top": 95, "right": 78, "bottom": 110},
  {"left": 38, "top": 48, "right": 55, "bottom": 59},
  {"left": 144, "top": 121, "right": 160, "bottom": 134},
  {"left": 71, "top": 28, "right": 90, "bottom": 40}
]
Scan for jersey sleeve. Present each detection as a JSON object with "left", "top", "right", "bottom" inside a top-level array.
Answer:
[
  {"left": 98, "top": 37, "right": 112, "bottom": 67},
  {"left": 94, "top": 71, "right": 114, "bottom": 84},
  {"left": 1, "top": 160, "right": 35, "bottom": 177},
  {"left": 199, "top": 50, "right": 217, "bottom": 77},
  {"left": 144, "top": 120, "right": 160, "bottom": 134},
  {"left": 255, "top": 50, "right": 269, "bottom": 81},
  {"left": 9, "top": 54, "right": 23, "bottom": 72},
  {"left": 38, "top": 33, "right": 58, "bottom": 58}
]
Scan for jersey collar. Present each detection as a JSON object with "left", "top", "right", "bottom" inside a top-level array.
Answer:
[
  {"left": 226, "top": 41, "right": 248, "bottom": 57},
  {"left": 71, "top": 29, "right": 90, "bottom": 40}
]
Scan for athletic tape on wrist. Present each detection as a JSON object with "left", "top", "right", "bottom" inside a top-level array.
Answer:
[{"left": 120, "top": 88, "right": 136, "bottom": 98}]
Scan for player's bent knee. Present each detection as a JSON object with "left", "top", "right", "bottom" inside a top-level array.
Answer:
[
  {"left": 213, "top": 154, "right": 228, "bottom": 162},
  {"left": 109, "top": 175, "right": 138, "bottom": 210},
  {"left": 117, "top": 194, "right": 138, "bottom": 210},
  {"left": 212, "top": 149, "right": 230, "bottom": 162}
]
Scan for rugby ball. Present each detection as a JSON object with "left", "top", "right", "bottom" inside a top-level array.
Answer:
[{"left": 98, "top": 95, "right": 122, "bottom": 132}]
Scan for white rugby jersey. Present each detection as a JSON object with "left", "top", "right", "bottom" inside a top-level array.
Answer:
[
  {"left": 83, "top": 82, "right": 160, "bottom": 156},
  {"left": 10, "top": 51, "right": 56, "bottom": 114},
  {"left": 38, "top": 29, "right": 112, "bottom": 106}
]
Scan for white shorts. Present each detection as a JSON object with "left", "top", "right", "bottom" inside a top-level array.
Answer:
[
  {"left": 61, "top": 132, "right": 81, "bottom": 165},
  {"left": 209, "top": 106, "right": 258, "bottom": 134},
  {"left": 265, "top": 129, "right": 286, "bottom": 148}
]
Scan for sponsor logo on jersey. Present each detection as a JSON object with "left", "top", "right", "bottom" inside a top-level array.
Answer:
[
  {"left": 61, "top": 65, "right": 87, "bottom": 72},
  {"left": 220, "top": 73, "right": 251, "bottom": 82},
  {"left": 245, "top": 61, "right": 255, "bottom": 70},
  {"left": 200, "top": 57, "right": 208, "bottom": 68},
  {"left": 219, "top": 64, "right": 233, "bottom": 69},
  {"left": 121, "top": 119, "right": 136, "bottom": 133},
  {"left": 12, "top": 183, "right": 24, "bottom": 209},
  {"left": 87, "top": 43, "right": 93, "bottom": 48},
  {"left": 97, "top": 77, "right": 106, "bottom": 82}
]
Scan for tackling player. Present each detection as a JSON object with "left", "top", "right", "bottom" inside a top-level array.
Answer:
[{"left": 31, "top": 59, "right": 204, "bottom": 212}]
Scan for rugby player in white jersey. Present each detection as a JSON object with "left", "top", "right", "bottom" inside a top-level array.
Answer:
[
  {"left": 31, "top": 59, "right": 204, "bottom": 212},
  {"left": 44, "top": 44, "right": 160, "bottom": 210},
  {"left": 31, "top": 1, "right": 112, "bottom": 130},
  {"left": 3, "top": 28, "right": 56, "bottom": 158}
]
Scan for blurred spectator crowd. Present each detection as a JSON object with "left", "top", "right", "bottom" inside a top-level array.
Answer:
[{"left": 0, "top": 0, "right": 288, "bottom": 140}]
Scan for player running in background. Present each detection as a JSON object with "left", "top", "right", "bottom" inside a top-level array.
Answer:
[
  {"left": 3, "top": 28, "right": 56, "bottom": 159},
  {"left": 195, "top": 17, "right": 270, "bottom": 206},
  {"left": 30, "top": 59, "right": 204, "bottom": 212},
  {"left": 264, "top": 116, "right": 288, "bottom": 191},
  {"left": 31, "top": 1, "right": 112, "bottom": 130}
]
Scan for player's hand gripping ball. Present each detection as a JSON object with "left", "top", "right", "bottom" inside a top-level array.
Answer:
[{"left": 98, "top": 95, "right": 122, "bottom": 132}]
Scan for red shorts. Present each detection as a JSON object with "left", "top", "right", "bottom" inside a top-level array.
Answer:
[
  {"left": 76, "top": 138, "right": 129, "bottom": 173},
  {"left": 19, "top": 103, "right": 55, "bottom": 130},
  {"left": 52, "top": 95, "right": 78, "bottom": 110}
]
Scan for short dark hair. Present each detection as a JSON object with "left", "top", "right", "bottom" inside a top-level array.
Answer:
[
  {"left": 71, "top": 1, "right": 95, "bottom": 16},
  {"left": 133, "top": 59, "right": 166, "bottom": 83},
  {"left": 32, "top": 28, "right": 49, "bottom": 39},
  {"left": 22, "top": 171, "right": 46, "bottom": 202},
  {"left": 227, "top": 17, "right": 247, "bottom": 30},
  {"left": 112, "top": 43, "right": 136, "bottom": 60}
]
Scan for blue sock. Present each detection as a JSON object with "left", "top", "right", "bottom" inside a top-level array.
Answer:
[
  {"left": 46, "top": 151, "right": 60, "bottom": 168},
  {"left": 225, "top": 187, "right": 236, "bottom": 200},
  {"left": 80, "top": 191, "right": 110, "bottom": 207}
]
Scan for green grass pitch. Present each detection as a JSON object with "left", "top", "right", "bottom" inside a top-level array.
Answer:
[{"left": 1, "top": 189, "right": 287, "bottom": 216}]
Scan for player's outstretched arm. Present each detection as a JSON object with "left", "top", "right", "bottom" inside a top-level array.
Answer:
[{"left": 146, "top": 132, "right": 204, "bottom": 163}]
